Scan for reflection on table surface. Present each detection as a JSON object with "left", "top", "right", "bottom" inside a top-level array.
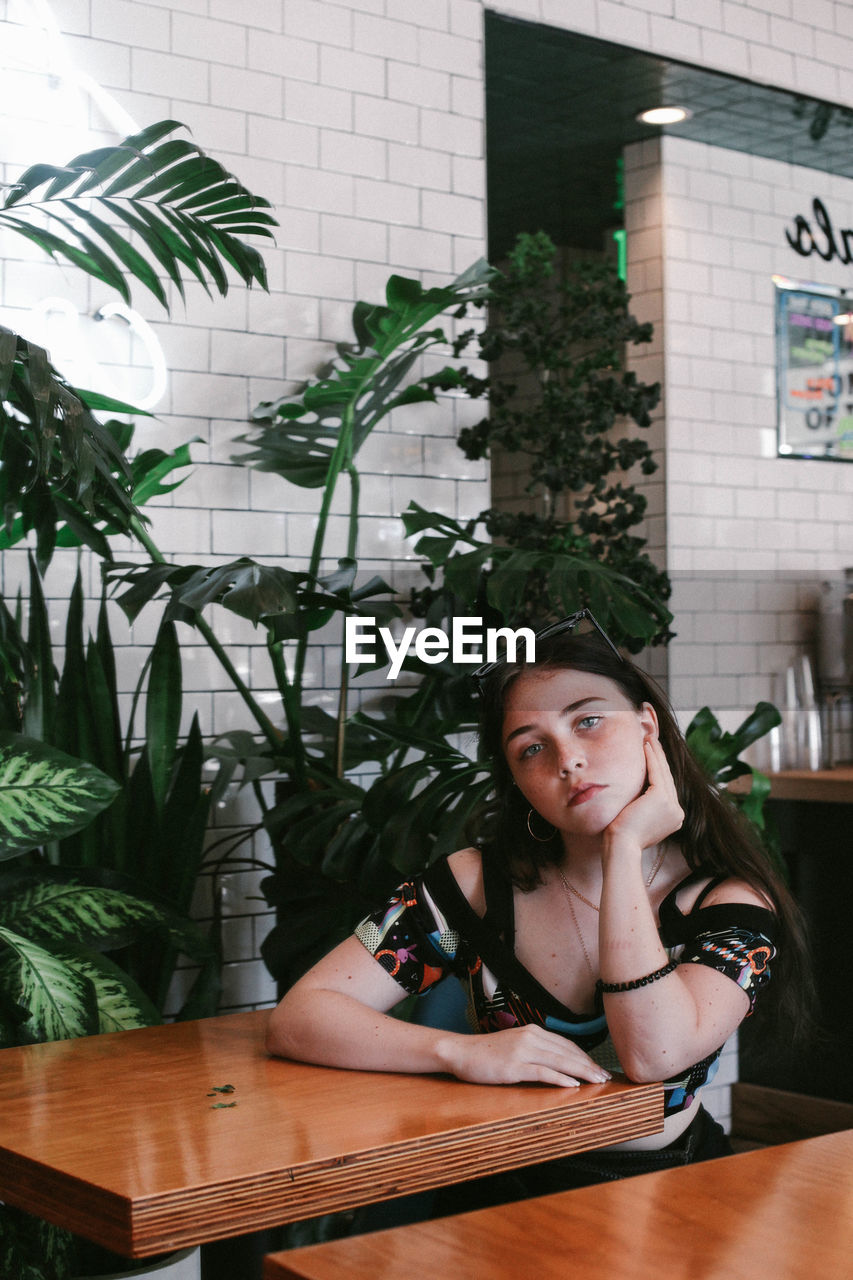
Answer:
[{"left": 0, "top": 1010, "right": 663, "bottom": 1257}]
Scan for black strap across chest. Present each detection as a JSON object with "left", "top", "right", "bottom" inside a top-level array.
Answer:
[
  {"left": 424, "top": 855, "right": 778, "bottom": 1005},
  {"left": 423, "top": 855, "right": 581, "bottom": 1020}
]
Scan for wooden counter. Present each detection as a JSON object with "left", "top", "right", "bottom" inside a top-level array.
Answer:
[
  {"left": 729, "top": 766, "right": 853, "bottom": 803},
  {"left": 264, "top": 1129, "right": 853, "bottom": 1280},
  {"left": 764, "top": 766, "right": 853, "bottom": 803},
  {"left": 0, "top": 1010, "right": 663, "bottom": 1258}
]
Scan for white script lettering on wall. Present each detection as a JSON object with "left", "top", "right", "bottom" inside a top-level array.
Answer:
[{"left": 785, "top": 198, "right": 853, "bottom": 266}]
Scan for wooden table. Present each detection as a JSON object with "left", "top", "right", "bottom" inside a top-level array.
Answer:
[
  {"left": 0, "top": 1010, "right": 662, "bottom": 1258},
  {"left": 264, "top": 1128, "right": 853, "bottom": 1280}
]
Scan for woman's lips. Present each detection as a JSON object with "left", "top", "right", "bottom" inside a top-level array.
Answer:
[{"left": 567, "top": 784, "right": 604, "bottom": 807}]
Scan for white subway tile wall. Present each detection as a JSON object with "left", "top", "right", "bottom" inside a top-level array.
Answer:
[
  {"left": 4, "top": 0, "right": 853, "bottom": 1124},
  {"left": 626, "top": 133, "right": 853, "bottom": 765}
]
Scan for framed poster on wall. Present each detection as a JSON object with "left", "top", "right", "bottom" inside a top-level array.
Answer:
[{"left": 775, "top": 276, "right": 853, "bottom": 460}]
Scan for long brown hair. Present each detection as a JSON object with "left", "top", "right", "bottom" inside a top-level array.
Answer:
[{"left": 474, "top": 630, "right": 813, "bottom": 1039}]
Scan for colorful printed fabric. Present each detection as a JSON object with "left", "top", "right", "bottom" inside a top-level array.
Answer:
[
  {"left": 354, "top": 860, "right": 778, "bottom": 1118},
  {"left": 355, "top": 880, "right": 459, "bottom": 995},
  {"left": 677, "top": 926, "right": 775, "bottom": 1012}
]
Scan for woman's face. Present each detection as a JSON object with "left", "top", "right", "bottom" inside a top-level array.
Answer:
[{"left": 501, "top": 666, "right": 658, "bottom": 839}]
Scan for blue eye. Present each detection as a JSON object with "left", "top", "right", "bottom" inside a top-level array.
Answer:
[
  {"left": 520, "top": 742, "right": 543, "bottom": 759},
  {"left": 578, "top": 715, "right": 601, "bottom": 730}
]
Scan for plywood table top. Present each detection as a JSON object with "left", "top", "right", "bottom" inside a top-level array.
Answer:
[
  {"left": 265, "top": 1128, "right": 853, "bottom": 1280},
  {"left": 0, "top": 1010, "right": 663, "bottom": 1258}
]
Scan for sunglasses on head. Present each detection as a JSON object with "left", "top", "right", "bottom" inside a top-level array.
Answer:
[{"left": 472, "top": 608, "right": 623, "bottom": 691}]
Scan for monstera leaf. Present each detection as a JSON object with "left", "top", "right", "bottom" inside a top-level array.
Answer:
[
  {"left": 239, "top": 260, "right": 495, "bottom": 498},
  {"left": 401, "top": 501, "right": 672, "bottom": 650},
  {"left": 0, "top": 734, "right": 119, "bottom": 859}
]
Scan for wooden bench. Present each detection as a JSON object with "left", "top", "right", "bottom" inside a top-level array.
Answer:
[
  {"left": 731, "top": 1082, "right": 853, "bottom": 1147},
  {"left": 263, "top": 1128, "right": 853, "bottom": 1280}
]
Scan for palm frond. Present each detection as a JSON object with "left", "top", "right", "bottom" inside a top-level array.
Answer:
[{"left": 0, "top": 120, "right": 277, "bottom": 306}]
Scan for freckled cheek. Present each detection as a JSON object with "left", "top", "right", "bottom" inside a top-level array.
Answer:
[
  {"left": 509, "top": 766, "right": 554, "bottom": 812},
  {"left": 598, "top": 738, "right": 647, "bottom": 799},
  {"left": 623, "top": 755, "right": 650, "bottom": 801}
]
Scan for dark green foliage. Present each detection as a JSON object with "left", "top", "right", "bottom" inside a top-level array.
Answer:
[
  {"left": 0, "top": 120, "right": 274, "bottom": 304},
  {"left": 448, "top": 230, "right": 671, "bottom": 645},
  {"left": 0, "top": 124, "right": 675, "bottom": 1019},
  {"left": 207, "top": 254, "right": 672, "bottom": 987},
  {"left": 686, "top": 702, "right": 785, "bottom": 876},
  {"left": 402, "top": 501, "right": 672, "bottom": 652},
  {"left": 0, "top": 564, "right": 217, "bottom": 1016},
  {"left": 0, "top": 1205, "right": 75, "bottom": 1280},
  {"left": 0, "top": 734, "right": 119, "bottom": 859},
  {"left": 0, "top": 121, "right": 276, "bottom": 578},
  {"left": 0, "top": 332, "right": 141, "bottom": 573},
  {"left": 0, "top": 120, "right": 277, "bottom": 1278}
]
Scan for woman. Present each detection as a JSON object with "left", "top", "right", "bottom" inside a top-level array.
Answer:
[{"left": 266, "top": 615, "right": 810, "bottom": 1191}]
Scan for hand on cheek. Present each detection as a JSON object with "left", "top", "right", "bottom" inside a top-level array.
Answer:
[{"left": 607, "top": 737, "right": 684, "bottom": 850}]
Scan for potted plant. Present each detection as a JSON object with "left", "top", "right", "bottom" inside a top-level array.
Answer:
[
  {"left": 102, "top": 256, "right": 673, "bottom": 992},
  {"left": 0, "top": 121, "right": 675, "bottom": 1008},
  {"left": 0, "top": 120, "right": 276, "bottom": 1280},
  {"left": 0, "top": 733, "right": 208, "bottom": 1279}
]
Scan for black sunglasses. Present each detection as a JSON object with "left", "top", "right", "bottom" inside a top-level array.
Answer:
[{"left": 472, "top": 609, "right": 623, "bottom": 689}]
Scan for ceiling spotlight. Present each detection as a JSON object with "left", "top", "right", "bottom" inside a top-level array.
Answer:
[{"left": 637, "top": 106, "right": 692, "bottom": 126}]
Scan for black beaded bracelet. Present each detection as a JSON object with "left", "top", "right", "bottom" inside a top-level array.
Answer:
[{"left": 596, "top": 959, "right": 678, "bottom": 994}]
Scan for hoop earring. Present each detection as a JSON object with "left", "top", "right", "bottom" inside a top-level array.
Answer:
[{"left": 527, "top": 808, "right": 557, "bottom": 842}]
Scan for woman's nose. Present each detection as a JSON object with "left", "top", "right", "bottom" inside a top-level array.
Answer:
[{"left": 558, "top": 744, "right": 585, "bottom": 773}]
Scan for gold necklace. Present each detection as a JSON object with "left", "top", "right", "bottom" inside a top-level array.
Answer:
[
  {"left": 559, "top": 845, "right": 667, "bottom": 914},
  {"left": 559, "top": 874, "right": 596, "bottom": 980}
]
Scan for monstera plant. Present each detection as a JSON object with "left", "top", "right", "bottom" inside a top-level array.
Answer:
[
  {"left": 0, "top": 121, "right": 674, "bottom": 1005},
  {"left": 102, "top": 260, "right": 674, "bottom": 991}
]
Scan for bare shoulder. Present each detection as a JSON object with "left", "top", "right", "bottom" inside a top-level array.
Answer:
[
  {"left": 701, "top": 876, "right": 775, "bottom": 912},
  {"left": 445, "top": 846, "right": 486, "bottom": 916}
]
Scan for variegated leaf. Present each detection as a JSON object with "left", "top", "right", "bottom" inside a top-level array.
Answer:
[
  {"left": 0, "top": 878, "right": 167, "bottom": 952},
  {"left": 0, "top": 926, "right": 98, "bottom": 1042},
  {"left": 0, "top": 733, "right": 119, "bottom": 859},
  {"left": 62, "top": 950, "right": 161, "bottom": 1033}
]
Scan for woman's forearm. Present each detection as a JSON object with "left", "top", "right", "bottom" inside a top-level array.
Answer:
[
  {"left": 598, "top": 838, "right": 746, "bottom": 1081},
  {"left": 267, "top": 984, "right": 614, "bottom": 1087},
  {"left": 598, "top": 838, "right": 701, "bottom": 1080},
  {"left": 266, "top": 986, "right": 463, "bottom": 1074}
]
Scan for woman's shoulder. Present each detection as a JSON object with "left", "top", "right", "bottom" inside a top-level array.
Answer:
[
  {"left": 440, "top": 847, "right": 487, "bottom": 917},
  {"left": 660, "top": 855, "right": 773, "bottom": 916},
  {"left": 700, "top": 876, "right": 774, "bottom": 912},
  {"left": 665, "top": 862, "right": 775, "bottom": 917}
]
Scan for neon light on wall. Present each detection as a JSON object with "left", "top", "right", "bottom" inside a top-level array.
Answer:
[
  {"left": 26, "top": 297, "right": 168, "bottom": 412},
  {"left": 4, "top": 0, "right": 139, "bottom": 140},
  {"left": 94, "top": 303, "right": 168, "bottom": 410},
  {"left": 5, "top": 3, "right": 168, "bottom": 411}
]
